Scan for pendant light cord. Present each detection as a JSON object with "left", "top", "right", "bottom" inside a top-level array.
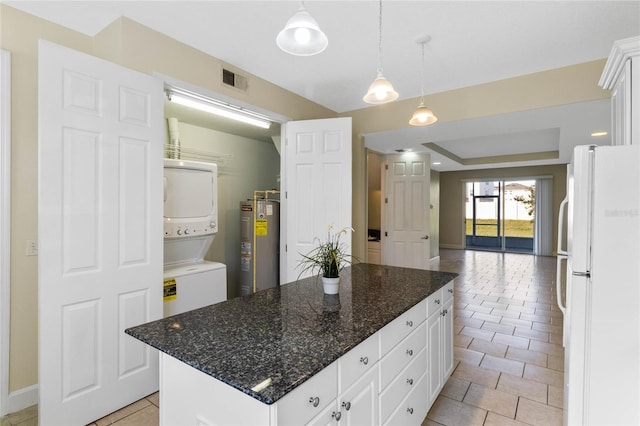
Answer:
[
  {"left": 420, "top": 41, "right": 425, "bottom": 102},
  {"left": 377, "top": 0, "right": 383, "bottom": 73}
]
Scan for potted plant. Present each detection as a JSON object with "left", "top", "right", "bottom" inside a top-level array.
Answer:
[{"left": 298, "top": 225, "right": 354, "bottom": 294}]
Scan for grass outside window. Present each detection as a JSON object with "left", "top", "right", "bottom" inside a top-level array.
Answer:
[{"left": 465, "top": 219, "right": 534, "bottom": 237}]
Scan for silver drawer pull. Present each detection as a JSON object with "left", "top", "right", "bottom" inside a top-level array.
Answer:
[
  {"left": 441, "top": 309, "right": 448, "bottom": 316},
  {"left": 406, "top": 320, "right": 413, "bottom": 327},
  {"left": 342, "top": 401, "right": 351, "bottom": 411},
  {"left": 407, "top": 408, "right": 414, "bottom": 415},
  {"left": 332, "top": 411, "right": 342, "bottom": 421},
  {"left": 435, "top": 299, "right": 441, "bottom": 305},
  {"left": 448, "top": 288, "right": 453, "bottom": 293},
  {"left": 360, "top": 356, "right": 369, "bottom": 365},
  {"left": 406, "top": 349, "right": 413, "bottom": 356},
  {"left": 406, "top": 378, "right": 414, "bottom": 385},
  {"left": 309, "top": 396, "right": 320, "bottom": 407}
]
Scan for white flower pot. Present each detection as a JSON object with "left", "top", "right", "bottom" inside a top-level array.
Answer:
[{"left": 322, "top": 276, "right": 340, "bottom": 295}]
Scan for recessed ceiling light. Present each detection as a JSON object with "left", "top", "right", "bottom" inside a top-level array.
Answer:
[
  {"left": 591, "top": 131, "right": 608, "bottom": 137},
  {"left": 432, "top": 161, "right": 441, "bottom": 165}
]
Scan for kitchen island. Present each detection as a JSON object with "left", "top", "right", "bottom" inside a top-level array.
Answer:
[{"left": 126, "top": 263, "right": 457, "bottom": 425}]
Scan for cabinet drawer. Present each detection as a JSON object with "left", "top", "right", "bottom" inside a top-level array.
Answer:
[
  {"left": 380, "top": 300, "right": 426, "bottom": 357},
  {"left": 427, "top": 288, "right": 444, "bottom": 317},
  {"left": 443, "top": 280, "right": 454, "bottom": 304},
  {"left": 379, "top": 321, "right": 426, "bottom": 390},
  {"left": 379, "top": 346, "right": 427, "bottom": 423},
  {"left": 276, "top": 362, "right": 338, "bottom": 426},
  {"left": 382, "top": 371, "right": 428, "bottom": 426},
  {"left": 339, "top": 332, "right": 379, "bottom": 392}
]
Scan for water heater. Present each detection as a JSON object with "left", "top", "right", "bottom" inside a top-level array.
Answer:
[{"left": 239, "top": 198, "right": 280, "bottom": 295}]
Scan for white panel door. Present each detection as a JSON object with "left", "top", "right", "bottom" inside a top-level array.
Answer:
[
  {"left": 38, "top": 40, "right": 163, "bottom": 425},
  {"left": 382, "top": 154, "right": 430, "bottom": 269},
  {"left": 282, "top": 118, "right": 352, "bottom": 284}
]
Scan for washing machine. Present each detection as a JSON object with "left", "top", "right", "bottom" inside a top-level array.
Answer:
[
  {"left": 163, "top": 158, "right": 227, "bottom": 317},
  {"left": 163, "top": 261, "right": 227, "bottom": 317}
]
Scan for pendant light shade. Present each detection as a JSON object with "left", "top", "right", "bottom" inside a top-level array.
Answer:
[
  {"left": 363, "top": 0, "right": 398, "bottom": 105},
  {"left": 277, "top": 3, "right": 328, "bottom": 56},
  {"left": 363, "top": 70, "right": 399, "bottom": 104},
  {"left": 409, "top": 101, "right": 437, "bottom": 126},
  {"left": 409, "top": 35, "right": 437, "bottom": 126}
]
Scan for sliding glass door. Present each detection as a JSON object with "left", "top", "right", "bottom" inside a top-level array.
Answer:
[{"left": 465, "top": 180, "right": 535, "bottom": 253}]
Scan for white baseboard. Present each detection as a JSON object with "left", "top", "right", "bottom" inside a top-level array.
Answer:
[
  {"left": 8, "top": 384, "right": 38, "bottom": 414},
  {"left": 440, "top": 244, "right": 463, "bottom": 250}
]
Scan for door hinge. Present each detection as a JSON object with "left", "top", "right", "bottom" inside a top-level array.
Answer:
[
  {"left": 385, "top": 164, "right": 389, "bottom": 170},
  {"left": 385, "top": 197, "right": 388, "bottom": 204},
  {"left": 285, "top": 244, "right": 287, "bottom": 252},
  {"left": 385, "top": 231, "right": 388, "bottom": 237}
]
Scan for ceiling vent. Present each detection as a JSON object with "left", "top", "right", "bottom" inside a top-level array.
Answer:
[{"left": 222, "top": 68, "right": 248, "bottom": 92}]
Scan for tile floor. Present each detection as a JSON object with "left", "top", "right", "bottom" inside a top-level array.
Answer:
[
  {"left": 423, "top": 249, "right": 564, "bottom": 426},
  {"left": 1, "top": 249, "right": 563, "bottom": 426}
]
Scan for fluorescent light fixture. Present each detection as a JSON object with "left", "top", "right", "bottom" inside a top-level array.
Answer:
[
  {"left": 432, "top": 161, "right": 441, "bottom": 165},
  {"left": 167, "top": 90, "right": 271, "bottom": 129},
  {"left": 591, "top": 131, "right": 608, "bottom": 137}
]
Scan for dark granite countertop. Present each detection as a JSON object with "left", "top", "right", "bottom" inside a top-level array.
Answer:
[{"left": 125, "top": 263, "right": 457, "bottom": 405}]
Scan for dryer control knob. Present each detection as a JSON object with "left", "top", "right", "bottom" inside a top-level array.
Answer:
[
  {"left": 210, "top": 221, "right": 216, "bottom": 228},
  {"left": 184, "top": 229, "right": 190, "bottom": 235},
  {"left": 177, "top": 229, "right": 182, "bottom": 235}
]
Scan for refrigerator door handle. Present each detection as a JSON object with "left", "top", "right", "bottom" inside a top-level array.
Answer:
[
  {"left": 557, "top": 196, "right": 568, "bottom": 256},
  {"left": 556, "top": 254, "right": 567, "bottom": 315},
  {"left": 572, "top": 271, "right": 591, "bottom": 278}
]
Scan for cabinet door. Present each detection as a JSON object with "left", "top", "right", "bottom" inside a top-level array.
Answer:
[
  {"left": 306, "top": 400, "right": 339, "bottom": 426},
  {"left": 426, "top": 311, "right": 442, "bottom": 406},
  {"left": 442, "top": 300, "right": 454, "bottom": 380},
  {"left": 340, "top": 366, "right": 379, "bottom": 426}
]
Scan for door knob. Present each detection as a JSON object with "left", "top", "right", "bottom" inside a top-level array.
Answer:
[{"left": 421, "top": 235, "right": 429, "bottom": 239}]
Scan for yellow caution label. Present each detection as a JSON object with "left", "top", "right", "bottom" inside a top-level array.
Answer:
[
  {"left": 256, "top": 219, "right": 268, "bottom": 236},
  {"left": 163, "top": 278, "right": 177, "bottom": 301}
]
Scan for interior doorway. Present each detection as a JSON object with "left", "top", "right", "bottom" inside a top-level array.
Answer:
[{"left": 465, "top": 179, "right": 535, "bottom": 253}]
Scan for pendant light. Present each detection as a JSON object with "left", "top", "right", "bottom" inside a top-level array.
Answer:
[
  {"left": 276, "top": 1, "right": 328, "bottom": 56},
  {"left": 409, "top": 35, "right": 437, "bottom": 126},
  {"left": 363, "top": 0, "right": 399, "bottom": 104}
]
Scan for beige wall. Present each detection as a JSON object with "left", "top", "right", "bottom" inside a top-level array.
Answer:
[
  {"left": 0, "top": 3, "right": 611, "bottom": 397},
  {"left": 438, "top": 164, "right": 567, "bottom": 251}
]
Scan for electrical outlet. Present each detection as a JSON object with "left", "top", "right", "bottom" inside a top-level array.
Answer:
[{"left": 26, "top": 240, "right": 38, "bottom": 256}]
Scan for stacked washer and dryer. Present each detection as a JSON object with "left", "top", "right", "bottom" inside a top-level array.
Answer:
[{"left": 162, "top": 158, "right": 227, "bottom": 317}]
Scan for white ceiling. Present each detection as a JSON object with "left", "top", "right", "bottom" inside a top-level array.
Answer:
[{"left": 6, "top": 0, "right": 640, "bottom": 171}]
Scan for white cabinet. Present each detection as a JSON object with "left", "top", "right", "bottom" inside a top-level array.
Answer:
[
  {"left": 379, "top": 301, "right": 428, "bottom": 425},
  {"left": 339, "top": 333, "right": 378, "bottom": 392},
  {"left": 426, "top": 281, "right": 454, "bottom": 406},
  {"left": 158, "top": 281, "right": 455, "bottom": 426},
  {"left": 277, "top": 362, "right": 338, "bottom": 426},
  {"left": 307, "top": 366, "right": 379, "bottom": 426},
  {"left": 383, "top": 371, "right": 428, "bottom": 426},
  {"left": 367, "top": 241, "right": 381, "bottom": 265},
  {"left": 599, "top": 36, "right": 640, "bottom": 146},
  {"left": 337, "top": 366, "right": 379, "bottom": 426}
]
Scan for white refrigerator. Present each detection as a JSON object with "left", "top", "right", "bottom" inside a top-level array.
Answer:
[{"left": 557, "top": 144, "right": 640, "bottom": 425}]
